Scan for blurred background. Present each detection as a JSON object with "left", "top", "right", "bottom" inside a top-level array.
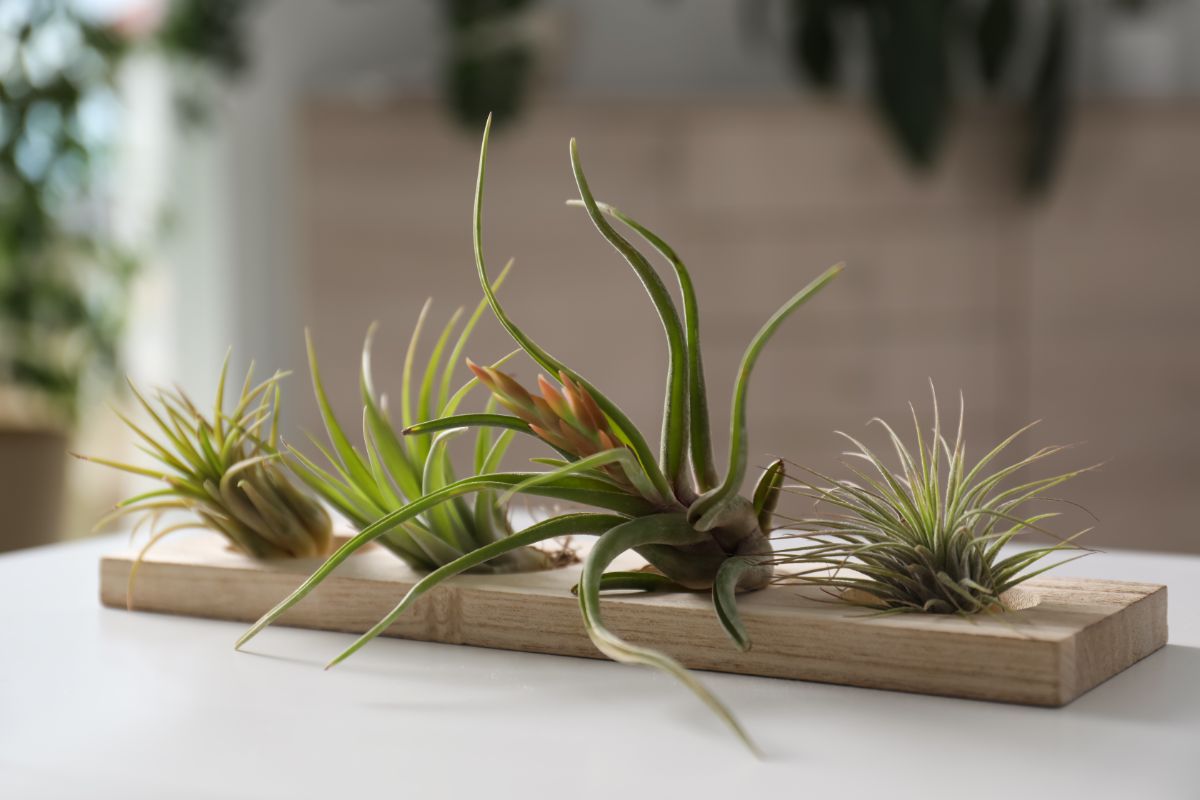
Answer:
[{"left": 2, "top": 0, "right": 1197, "bottom": 554}]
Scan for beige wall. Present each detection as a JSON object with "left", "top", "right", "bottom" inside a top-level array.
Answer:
[{"left": 298, "top": 100, "right": 1199, "bottom": 554}]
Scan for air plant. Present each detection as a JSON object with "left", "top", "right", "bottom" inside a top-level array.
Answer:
[
  {"left": 769, "top": 392, "right": 1095, "bottom": 615},
  {"left": 78, "top": 358, "right": 333, "bottom": 572},
  {"left": 289, "top": 286, "right": 553, "bottom": 574},
  {"left": 236, "top": 114, "right": 842, "bottom": 753}
]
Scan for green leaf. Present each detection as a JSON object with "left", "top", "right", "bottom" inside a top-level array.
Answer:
[
  {"left": 285, "top": 444, "right": 370, "bottom": 525},
  {"left": 481, "top": 429, "right": 515, "bottom": 474},
  {"left": 361, "top": 410, "right": 403, "bottom": 508},
  {"left": 472, "top": 114, "right": 673, "bottom": 504},
  {"left": 568, "top": 200, "right": 718, "bottom": 491},
  {"left": 406, "top": 411, "right": 577, "bottom": 466},
  {"left": 301, "top": 432, "right": 387, "bottom": 518},
  {"left": 977, "top": 0, "right": 1017, "bottom": 87},
  {"left": 305, "top": 329, "right": 384, "bottom": 507},
  {"left": 324, "top": 513, "right": 625, "bottom": 668},
  {"left": 868, "top": 2, "right": 952, "bottom": 168},
  {"left": 404, "top": 413, "right": 533, "bottom": 438},
  {"left": 474, "top": 397, "right": 498, "bottom": 474},
  {"left": 712, "top": 556, "right": 760, "bottom": 652},
  {"left": 577, "top": 513, "right": 759, "bottom": 755},
  {"left": 126, "top": 380, "right": 208, "bottom": 477},
  {"left": 213, "top": 348, "right": 231, "bottom": 446},
  {"left": 691, "top": 263, "right": 842, "bottom": 529},
  {"left": 360, "top": 323, "right": 422, "bottom": 500},
  {"left": 421, "top": 429, "right": 475, "bottom": 552},
  {"left": 751, "top": 458, "right": 785, "bottom": 531},
  {"left": 401, "top": 298, "right": 433, "bottom": 461},
  {"left": 570, "top": 570, "right": 685, "bottom": 595},
  {"left": 1025, "top": 0, "right": 1069, "bottom": 194},
  {"left": 418, "top": 305, "right": 464, "bottom": 424},
  {"left": 498, "top": 448, "right": 659, "bottom": 507},
  {"left": 794, "top": 0, "right": 840, "bottom": 88},
  {"left": 438, "top": 261, "right": 513, "bottom": 413},
  {"left": 234, "top": 472, "right": 657, "bottom": 649},
  {"left": 569, "top": 141, "right": 689, "bottom": 494}
]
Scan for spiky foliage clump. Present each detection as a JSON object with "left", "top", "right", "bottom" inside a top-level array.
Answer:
[
  {"left": 79, "top": 359, "right": 332, "bottom": 562},
  {"left": 289, "top": 289, "right": 551, "bottom": 574},
  {"left": 237, "top": 115, "right": 843, "bottom": 754},
  {"left": 773, "top": 394, "right": 1093, "bottom": 614}
]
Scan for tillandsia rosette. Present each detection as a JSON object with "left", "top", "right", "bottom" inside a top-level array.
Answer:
[
  {"left": 237, "top": 114, "right": 843, "bottom": 753},
  {"left": 78, "top": 358, "right": 333, "bottom": 603},
  {"left": 290, "top": 281, "right": 553, "bottom": 575},
  {"left": 770, "top": 391, "right": 1096, "bottom": 615}
]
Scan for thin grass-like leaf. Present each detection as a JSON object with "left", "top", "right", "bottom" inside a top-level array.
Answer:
[
  {"left": 777, "top": 393, "right": 1090, "bottom": 614},
  {"left": 83, "top": 362, "right": 331, "bottom": 561}
]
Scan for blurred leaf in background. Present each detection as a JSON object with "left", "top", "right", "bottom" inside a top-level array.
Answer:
[
  {"left": 444, "top": 0, "right": 539, "bottom": 131},
  {"left": 772, "top": 0, "right": 1079, "bottom": 196},
  {"left": 156, "top": 0, "right": 256, "bottom": 125}
]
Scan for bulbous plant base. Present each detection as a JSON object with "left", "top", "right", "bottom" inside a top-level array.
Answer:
[{"left": 638, "top": 497, "right": 774, "bottom": 592}]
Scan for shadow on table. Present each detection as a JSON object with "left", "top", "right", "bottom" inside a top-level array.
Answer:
[
  {"left": 239, "top": 647, "right": 327, "bottom": 668},
  {"left": 1067, "top": 644, "right": 1200, "bottom": 725}
]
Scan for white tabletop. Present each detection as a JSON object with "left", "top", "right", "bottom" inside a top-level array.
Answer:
[{"left": 1, "top": 534, "right": 1197, "bottom": 800}]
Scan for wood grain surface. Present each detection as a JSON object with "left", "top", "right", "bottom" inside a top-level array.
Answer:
[{"left": 99, "top": 534, "right": 1167, "bottom": 706}]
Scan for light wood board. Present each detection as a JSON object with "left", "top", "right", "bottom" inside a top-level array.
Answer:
[{"left": 99, "top": 535, "right": 1167, "bottom": 706}]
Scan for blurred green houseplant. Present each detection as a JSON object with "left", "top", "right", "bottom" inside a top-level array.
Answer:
[
  {"left": 0, "top": 0, "right": 256, "bottom": 424},
  {"left": 0, "top": 0, "right": 254, "bottom": 551},
  {"left": 0, "top": 2, "right": 133, "bottom": 424}
]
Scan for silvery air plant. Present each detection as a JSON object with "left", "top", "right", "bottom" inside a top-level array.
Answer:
[
  {"left": 237, "top": 115, "right": 843, "bottom": 753},
  {"left": 769, "top": 392, "right": 1095, "bottom": 615},
  {"left": 78, "top": 358, "right": 333, "bottom": 605}
]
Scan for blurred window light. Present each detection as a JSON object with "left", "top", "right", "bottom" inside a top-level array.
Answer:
[
  {"left": 21, "top": 13, "right": 82, "bottom": 87},
  {"left": 75, "top": 85, "right": 121, "bottom": 148},
  {"left": 0, "top": 0, "right": 35, "bottom": 32}
]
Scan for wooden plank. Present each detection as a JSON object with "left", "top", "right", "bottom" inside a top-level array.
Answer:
[{"left": 99, "top": 535, "right": 1167, "bottom": 706}]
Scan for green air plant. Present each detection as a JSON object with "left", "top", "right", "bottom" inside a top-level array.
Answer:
[
  {"left": 289, "top": 287, "right": 554, "bottom": 574},
  {"left": 769, "top": 392, "right": 1095, "bottom": 615},
  {"left": 77, "top": 357, "right": 333, "bottom": 574},
  {"left": 236, "top": 114, "right": 843, "bottom": 753}
]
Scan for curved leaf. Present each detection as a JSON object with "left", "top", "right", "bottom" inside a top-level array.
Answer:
[
  {"left": 578, "top": 513, "right": 760, "bottom": 755},
  {"left": 569, "top": 199, "right": 717, "bottom": 491},
  {"left": 498, "top": 447, "right": 659, "bottom": 507},
  {"left": 691, "top": 263, "right": 842, "bottom": 530},
  {"left": 712, "top": 556, "right": 760, "bottom": 652},
  {"left": 235, "top": 472, "right": 657, "bottom": 649},
  {"left": 438, "top": 261, "right": 513, "bottom": 412},
  {"left": 305, "top": 329, "right": 383, "bottom": 507},
  {"left": 570, "top": 570, "right": 684, "bottom": 595},
  {"left": 752, "top": 458, "right": 785, "bottom": 531},
  {"left": 404, "top": 413, "right": 533, "bottom": 437},
  {"left": 472, "top": 114, "right": 673, "bottom": 503},
  {"left": 569, "top": 142, "right": 689, "bottom": 493}
]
